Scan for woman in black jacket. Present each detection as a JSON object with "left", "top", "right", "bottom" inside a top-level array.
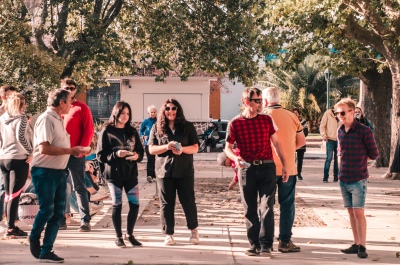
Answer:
[
  {"left": 97, "top": 101, "right": 144, "bottom": 248},
  {"left": 148, "top": 98, "right": 199, "bottom": 246}
]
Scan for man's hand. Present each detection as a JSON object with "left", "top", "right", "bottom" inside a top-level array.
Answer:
[
  {"left": 235, "top": 156, "right": 246, "bottom": 168},
  {"left": 281, "top": 165, "right": 289, "bottom": 183},
  {"left": 26, "top": 155, "right": 33, "bottom": 164},
  {"left": 71, "top": 146, "right": 88, "bottom": 157}
]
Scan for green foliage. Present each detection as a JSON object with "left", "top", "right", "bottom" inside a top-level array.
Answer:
[
  {"left": 262, "top": 0, "right": 387, "bottom": 77},
  {"left": 130, "top": 0, "right": 268, "bottom": 85},
  {"left": 1, "top": 0, "right": 269, "bottom": 112},
  {"left": 258, "top": 55, "right": 359, "bottom": 131}
]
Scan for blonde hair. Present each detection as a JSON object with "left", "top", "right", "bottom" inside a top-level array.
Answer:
[
  {"left": 7, "top": 93, "right": 25, "bottom": 116},
  {"left": 334, "top": 98, "right": 356, "bottom": 111}
]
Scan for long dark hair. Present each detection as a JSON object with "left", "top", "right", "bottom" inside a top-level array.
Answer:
[
  {"left": 105, "top": 101, "right": 136, "bottom": 137},
  {"left": 156, "top": 98, "right": 186, "bottom": 137}
]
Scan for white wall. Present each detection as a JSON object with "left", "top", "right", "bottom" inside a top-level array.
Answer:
[
  {"left": 220, "top": 78, "right": 245, "bottom": 120},
  {"left": 106, "top": 76, "right": 215, "bottom": 122}
]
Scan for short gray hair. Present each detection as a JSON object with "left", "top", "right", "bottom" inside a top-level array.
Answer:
[
  {"left": 147, "top": 105, "right": 157, "bottom": 113},
  {"left": 217, "top": 151, "right": 228, "bottom": 166},
  {"left": 262, "top": 87, "right": 281, "bottom": 104},
  {"left": 47, "top": 89, "right": 70, "bottom": 107}
]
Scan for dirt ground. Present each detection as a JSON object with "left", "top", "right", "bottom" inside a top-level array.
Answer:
[{"left": 138, "top": 177, "right": 326, "bottom": 228}]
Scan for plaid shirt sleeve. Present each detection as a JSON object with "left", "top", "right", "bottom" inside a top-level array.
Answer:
[{"left": 364, "top": 126, "right": 379, "bottom": 160}]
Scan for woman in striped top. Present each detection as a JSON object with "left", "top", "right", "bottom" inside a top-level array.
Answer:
[{"left": 0, "top": 92, "right": 33, "bottom": 237}]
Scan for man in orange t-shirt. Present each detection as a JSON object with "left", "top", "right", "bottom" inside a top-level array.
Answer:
[{"left": 262, "top": 87, "right": 306, "bottom": 253}]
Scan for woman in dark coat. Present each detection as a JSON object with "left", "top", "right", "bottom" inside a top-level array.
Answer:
[
  {"left": 148, "top": 98, "right": 200, "bottom": 246},
  {"left": 97, "top": 101, "right": 144, "bottom": 247}
]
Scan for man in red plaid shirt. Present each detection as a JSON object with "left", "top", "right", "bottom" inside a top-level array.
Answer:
[
  {"left": 335, "top": 98, "right": 378, "bottom": 259},
  {"left": 225, "top": 87, "right": 288, "bottom": 257}
]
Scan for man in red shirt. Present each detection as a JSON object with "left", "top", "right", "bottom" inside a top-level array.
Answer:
[
  {"left": 225, "top": 87, "right": 288, "bottom": 257},
  {"left": 62, "top": 79, "right": 94, "bottom": 232}
]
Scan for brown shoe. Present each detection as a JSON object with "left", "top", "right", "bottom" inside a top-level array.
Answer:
[{"left": 278, "top": 240, "right": 301, "bottom": 253}]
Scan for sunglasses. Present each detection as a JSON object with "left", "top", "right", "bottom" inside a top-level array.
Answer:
[
  {"left": 335, "top": 111, "right": 350, "bottom": 116},
  {"left": 64, "top": 86, "right": 76, "bottom": 91},
  {"left": 165, "top": 106, "right": 178, "bottom": 111},
  {"left": 249, "top": 98, "right": 262, "bottom": 104}
]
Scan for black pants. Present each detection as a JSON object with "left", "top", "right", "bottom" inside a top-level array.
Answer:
[
  {"left": 0, "top": 159, "right": 29, "bottom": 228},
  {"left": 157, "top": 177, "right": 198, "bottom": 235},
  {"left": 296, "top": 149, "right": 306, "bottom": 176},
  {"left": 145, "top": 146, "right": 156, "bottom": 178},
  {"left": 240, "top": 163, "right": 276, "bottom": 248}
]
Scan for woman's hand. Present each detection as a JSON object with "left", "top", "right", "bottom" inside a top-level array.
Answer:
[
  {"left": 116, "top": 150, "right": 130, "bottom": 158},
  {"left": 125, "top": 152, "right": 139, "bottom": 161},
  {"left": 172, "top": 147, "right": 183, "bottom": 155},
  {"left": 166, "top": 141, "right": 177, "bottom": 152}
]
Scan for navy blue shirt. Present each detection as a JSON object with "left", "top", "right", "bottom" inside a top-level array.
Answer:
[{"left": 337, "top": 121, "right": 379, "bottom": 183}]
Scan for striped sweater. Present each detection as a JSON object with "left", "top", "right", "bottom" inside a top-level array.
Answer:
[{"left": 0, "top": 112, "right": 33, "bottom": 159}]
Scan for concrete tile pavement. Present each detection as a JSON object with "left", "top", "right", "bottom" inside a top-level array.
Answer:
[{"left": 0, "top": 152, "right": 399, "bottom": 264}]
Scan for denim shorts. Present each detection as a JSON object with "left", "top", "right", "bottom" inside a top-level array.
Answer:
[{"left": 340, "top": 179, "right": 367, "bottom": 208}]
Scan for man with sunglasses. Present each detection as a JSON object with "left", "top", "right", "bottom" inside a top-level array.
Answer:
[
  {"left": 225, "top": 87, "right": 288, "bottom": 257},
  {"left": 61, "top": 79, "right": 94, "bottom": 232},
  {"left": 320, "top": 106, "right": 341, "bottom": 182},
  {"left": 335, "top": 98, "right": 378, "bottom": 258},
  {"left": 262, "top": 87, "right": 306, "bottom": 254}
]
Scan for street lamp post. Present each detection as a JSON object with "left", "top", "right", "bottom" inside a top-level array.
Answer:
[{"left": 324, "top": 69, "right": 333, "bottom": 110}]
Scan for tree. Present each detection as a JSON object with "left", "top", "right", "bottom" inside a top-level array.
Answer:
[
  {"left": 263, "top": 0, "right": 399, "bottom": 175},
  {"left": 1, "top": 0, "right": 269, "bottom": 113}
]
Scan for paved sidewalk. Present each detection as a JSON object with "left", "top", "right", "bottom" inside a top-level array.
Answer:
[{"left": 0, "top": 152, "right": 399, "bottom": 264}]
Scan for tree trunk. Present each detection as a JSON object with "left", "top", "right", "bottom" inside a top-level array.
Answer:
[
  {"left": 359, "top": 68, "right": 392, "bottom": 167},
  {"left": 385, "top": 62, "right": 400, "bottom": 180}
]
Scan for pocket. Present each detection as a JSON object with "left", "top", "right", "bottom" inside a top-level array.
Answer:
[{"left": 31, "top": 167, "right": 49, "bottom": 178}]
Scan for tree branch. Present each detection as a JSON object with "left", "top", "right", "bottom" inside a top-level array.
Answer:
[
  {"left": 34, "top": 0, "right": 51, "bottom": 52},
  {"left": 53, "top": 0, "right": 71, "bottom": 52},
  {"left": 101, "top": 0, "right": 123, "bottom": 31},
  {"left": 342, "top": 0, "right": 392, "bottom": 37},
  {"left": 340, "top": 14, "right": 386, "bottom": 56}
]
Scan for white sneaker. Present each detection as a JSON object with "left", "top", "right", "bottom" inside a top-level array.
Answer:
[
  {"left": 189, "top": 229, "right": 199, "bottom": 244},
  {"left": 90, "top": 192, "right": 109, "bottom": 202},
  {"left": 164, "top": 235, "right": 176, "bottom": 246}
]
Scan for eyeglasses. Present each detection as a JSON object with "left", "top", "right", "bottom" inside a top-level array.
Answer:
[
  {"left": 63, "top": 86, "right": 76, "bottom": 91},
  {"left": 165, "top": 106, "right": 178, "bottom": 111},
  {"left": 249, "top": 98, "right": 262, "bottom": 104}
]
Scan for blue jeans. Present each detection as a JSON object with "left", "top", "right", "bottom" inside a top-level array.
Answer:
[
  {"left": 277, "top": 175, "right": 296, "bottom": 242},
  {"left": 324, "top": 140, "right": 338, "bottom": 179},
  {"left": 29, "top": 167, "right": 67, "bottom": 255},
  {"left": 340, "top": 179, "right": 368, "bottom": 208},
  {"left": 240, "top": 163, "right": 276, "bottom": 248},
  {"left": 67, "top": 156, "right": 90, "bottom": 222}
]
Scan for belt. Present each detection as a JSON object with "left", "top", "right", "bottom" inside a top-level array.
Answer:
[{"left": 250, "top": 160, "right": 274, "bottom": 165}]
